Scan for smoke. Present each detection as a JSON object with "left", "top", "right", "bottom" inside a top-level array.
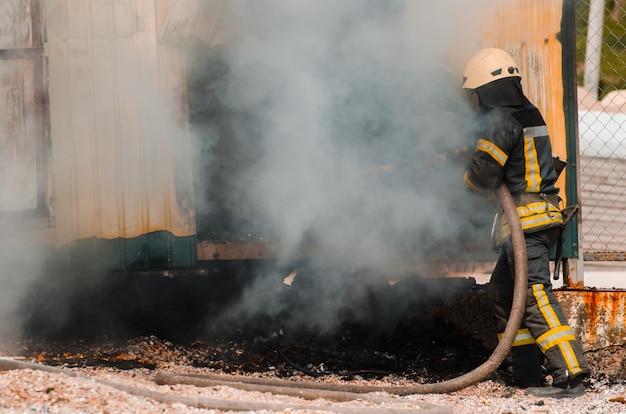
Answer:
[
  {"left": 192, "top": 1, "right": 496, "bottom": 334},
  {"left": 0, "top": 1, "right": 497, "bottom": 341},
  {"left": 0, "top": 244, "right": 40, "bottom": 340}
]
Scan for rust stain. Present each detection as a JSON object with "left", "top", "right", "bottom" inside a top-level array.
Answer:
[
  {"left": 583, "top": 251, "right": 626, "bottom": 261},
  {"left": 556, "top": 290, "right": 626, "bottom": 351}
]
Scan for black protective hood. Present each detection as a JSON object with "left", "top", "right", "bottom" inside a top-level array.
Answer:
[{"left": 476, "top": 77, "right": 530, "bottom": 108}]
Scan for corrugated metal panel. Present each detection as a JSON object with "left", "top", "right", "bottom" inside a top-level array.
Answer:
[
  {"left": 0, "top": 1, "right": 39, "bottom": 211},
  {"left": 0, "top": 59, "right": 38, "bottom": 211},
  {"left": 44, "top": 0, "right": 195, "bottom": 246}
]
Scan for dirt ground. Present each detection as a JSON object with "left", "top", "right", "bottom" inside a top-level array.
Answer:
[
  {"left": 1, "top": 333, "right": 626, "bottom": 414},
  {"left": 1, "top": 270, "right": 625, "bottom": 413}
]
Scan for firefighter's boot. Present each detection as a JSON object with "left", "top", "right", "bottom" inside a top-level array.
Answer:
[{"left": 525, "top": 375, "right": 585, "bottom": 398}]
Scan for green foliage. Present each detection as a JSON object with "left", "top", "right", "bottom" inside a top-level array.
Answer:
[{"left": 575, "top": 0, "right": 626, "bottom": 99}]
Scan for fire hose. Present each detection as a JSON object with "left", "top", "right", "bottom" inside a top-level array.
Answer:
[
  {"left": 155, "top": 182, "right": 528, "bottom": 395},
  {"left": 0, "top": 183, "right": 526, "bottom": 402},
  {"left": 404, "top": 182, "right": 528, "bottom": 393}
]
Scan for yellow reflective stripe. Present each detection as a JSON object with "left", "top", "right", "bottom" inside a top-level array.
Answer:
[
  {"left": 516, "top": 202, "right": 563, "bottom": 217},
  {"left": 524, "top": 137, "right": 541, "bottom": 193},
  {"left": 536, "top": 326, "right": 576, "bottom": 352},
  {"left": 559, "top": 341, "right": 584, "bottom": 375},
  {"left": 513, "top": 337, "right": 537, "bottom": 346},
  {"left": 496, "top": 203, "right": 563, "bottom": 243},
  {"left": 536, "top": 326, "right": 585, "bottom": 375},
  {"left": 498, "top": 328, "right": 536, "bottom": 347},
  {"left": 476, "top": 139, "right": 508, "bottom": 166},
  {"left": 532, "top": 284, "right": 561, "bottom": 329},
  {"left": 519, "top": 213, "right": 563, "bottom": 228}
]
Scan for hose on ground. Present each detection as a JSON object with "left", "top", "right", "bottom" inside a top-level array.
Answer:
[
  {"left": 0, "top": 357, "right": 427, "bottom": 414},
  {"left": 0, "top": 184, "right": 527, "bottom": 401},
  {"left": 157, "top": 183, "right": 528, "bottom": 395}
]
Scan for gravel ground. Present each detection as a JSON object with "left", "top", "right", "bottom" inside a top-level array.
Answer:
[
  {"left": 0, "top": 281, "right": 622, "bottom": 414},
  {"left": 1, "top": 347, "right": 626, "bottom": 414},
  {"left": 1, "top": 364, "right": 626, "bottom": 413}
]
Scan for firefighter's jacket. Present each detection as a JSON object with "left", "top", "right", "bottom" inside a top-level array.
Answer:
[{"left": 463, "top": 103, "right": 563, "bottom": 246}]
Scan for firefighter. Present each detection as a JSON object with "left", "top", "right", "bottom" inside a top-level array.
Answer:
[{"left": 461, "top": 48, "right": 590, "bottom": 398}]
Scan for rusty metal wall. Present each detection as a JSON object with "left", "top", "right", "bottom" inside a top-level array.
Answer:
[
  {"left": 43, "top": 0, "right": 195, "bottom": 246},
  {"left": 576, "top": 0, "right": 626, "bottom": 262}
]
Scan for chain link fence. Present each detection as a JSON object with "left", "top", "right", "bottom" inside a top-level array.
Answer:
[{"left": 575, "top": 0, "right": 626, "bottom": 262}]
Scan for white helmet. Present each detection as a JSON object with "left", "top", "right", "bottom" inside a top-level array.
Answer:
[{"left": 462, "top": 48, "right": 520, "bottom": 89}]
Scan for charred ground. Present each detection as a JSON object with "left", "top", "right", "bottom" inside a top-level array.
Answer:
[
  {"left": 3, "top": 261, "right": 499, "bottom": 385},
  {"left": 3, "top": 260, "right": 621, "bottom": 385}
]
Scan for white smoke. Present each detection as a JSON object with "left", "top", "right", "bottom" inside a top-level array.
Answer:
[
  {"left": 0, "top": 1, "right": 496, "bottom": 340},
  {"left": 224, "top": 1, "right": 480, "bottom": 254},
  {"left": 193, "top": 1, "right": 496, "bottom": 333}
]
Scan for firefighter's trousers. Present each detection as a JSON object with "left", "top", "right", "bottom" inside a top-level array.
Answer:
[{"left": 487, "top": 227, "right": 590, "bottom": 386}]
